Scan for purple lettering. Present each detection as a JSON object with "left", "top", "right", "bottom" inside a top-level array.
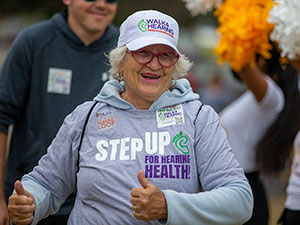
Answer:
[
  {"left": 169, "top": 164, "right": 175, "bottom": 178},
  {"left": 146, "top": 19, "right": 154, "bottom": 23},
  {"left": 154, "top": 165, "right": 160, "bottom": 178},
  {"left": 161, "top": 165, "right": 168, "bottom": 178},
  {"left": 145, "top": 165, "right": 152, "bottom": 178},
  {"left": 174, "top": 165, "right": 181, "bottom": 178},
  {"left": 182, "top": 165, "right": 190, "bottom": 179}
]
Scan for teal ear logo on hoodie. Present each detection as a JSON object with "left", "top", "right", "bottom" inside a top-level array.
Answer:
[{"left": 172, "top": 131, "right": 190, "bottom": 154}]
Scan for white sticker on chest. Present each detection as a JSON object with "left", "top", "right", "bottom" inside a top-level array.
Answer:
[{"left": 156, "top": 104, "right": 184, "bottom": 128}]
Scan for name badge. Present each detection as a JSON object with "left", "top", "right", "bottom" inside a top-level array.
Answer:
[
  {"left": 156, "top": 104, "right": 185, "bottom": 128},
  {"left": 47, "top": 68, "right": 72, "bottom": 95}
]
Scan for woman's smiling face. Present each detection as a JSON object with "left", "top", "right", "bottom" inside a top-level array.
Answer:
[{"left": 120, "top": 44, "right": 176, "bottom": 109}]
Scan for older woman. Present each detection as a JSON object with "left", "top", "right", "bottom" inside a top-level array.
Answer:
[{"left": 8, "top": 10, "right": 253, "bottom": 225}]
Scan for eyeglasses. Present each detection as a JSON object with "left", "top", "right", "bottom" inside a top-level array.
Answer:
[
  {"left": 85, "top": 0, "right": 119, "bottom": 3},
  {"left": 129, "top": 50, "right": 179, "bottom": 67}
]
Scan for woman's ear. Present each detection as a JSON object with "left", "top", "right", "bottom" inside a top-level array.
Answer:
[{"left": 118, "top": 60, "right": 124, "bottom": 74}]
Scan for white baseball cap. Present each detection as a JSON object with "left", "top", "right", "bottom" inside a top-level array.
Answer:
[{"left": 117, "top": 10, "right": 180, "bottom": 54}]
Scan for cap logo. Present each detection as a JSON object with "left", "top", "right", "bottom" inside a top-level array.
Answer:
[
  {"left": 137, "top": 19, "right": 147, "bottom": 32},
  {"left": 137, "top": 18, "right": 174, "bottom": 38}
]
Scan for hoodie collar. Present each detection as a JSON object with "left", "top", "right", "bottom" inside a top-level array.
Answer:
[{"left": 93, "top": 79, "right": 199, "bottom": 110}]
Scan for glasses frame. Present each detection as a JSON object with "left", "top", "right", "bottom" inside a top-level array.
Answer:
[
  {"left": 84, "top": 0, "right": 119, "bottom": 3},
  {"left": 128, "top": 50, "right": 179, "bottom": 68}
]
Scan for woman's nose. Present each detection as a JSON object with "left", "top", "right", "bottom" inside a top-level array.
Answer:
[{"left": 146, "top": 55, "right": 162, "bottom": 70}]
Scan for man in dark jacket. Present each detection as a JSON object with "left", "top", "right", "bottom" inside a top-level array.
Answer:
[{"left": 0, "top": 0, "right": 119, "bottom": 224}]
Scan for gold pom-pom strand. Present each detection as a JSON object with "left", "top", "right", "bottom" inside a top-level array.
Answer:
[{"left": 214, "top": 0, "right": 274, "bottom": 72}]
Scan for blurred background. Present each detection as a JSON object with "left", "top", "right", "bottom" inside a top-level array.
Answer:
[
  {"left": 0, "top": 0, "right": 245, "bottom": 104},
  {"left": 0, "top": 0, "right": 289, "bottom": 224}
]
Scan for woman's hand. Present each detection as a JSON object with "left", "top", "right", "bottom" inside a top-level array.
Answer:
[
  {"left": 8, "top": 181, "right": 35, "bottom": 225},
  {"left": 130, "top": 170, "right": 167, "bottom": 221}
]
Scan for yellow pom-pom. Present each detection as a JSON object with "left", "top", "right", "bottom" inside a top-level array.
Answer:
[{"left": 214, "top": 0, "right": 274, "bottom": 72}]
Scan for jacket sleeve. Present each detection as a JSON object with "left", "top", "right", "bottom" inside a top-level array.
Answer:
[
  {"left": 163, "top": 179, "right": 253, "bottom": 225},
  {"left": 0, "top": 29, "right": 33, "bottom": 133},
  {"left": 8, "top": 101, "right": 95, "bottom": 225},
  {"left": 27, "top": 102, "right": 95, "bottom": 200},
  {"left": 161, "top": 105, "right": 253, "bottom": 225}
]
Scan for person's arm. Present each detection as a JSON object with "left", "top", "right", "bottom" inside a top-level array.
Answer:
[
  {"left": 163, "top": 179, "right": 252, "bottom": 225},
  {"left": 6, "top": 102, "right": 91, "bottom": 225},
  {"left": 130, "top": 105, "right": 253, "bottom": 224},
  {"left": 0, "top": 133, "right": 9, "bottom": 225},
  {"left": 193, "top": 105, "right": 253, "bottom": 224},
  {"left": 9, "top": 101, "right": 95, "bottom": 224},
  {"left": 237, "top": 65, "right": 268, "bottom": 102},
  {"left": 0, "top": 28, "right": 36, "bottom": 225},
  {"left": 130, "top": 172, "right": 252, "bottom": 225},
  {"left": 8, "top": 180, "right": 35, "bottom": 225}
]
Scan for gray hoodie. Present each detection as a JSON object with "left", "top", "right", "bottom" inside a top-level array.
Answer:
[{"left": 20, "top": 79, "right": 253, "bottom": 225}]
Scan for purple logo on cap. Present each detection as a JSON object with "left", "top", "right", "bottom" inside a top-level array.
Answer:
[{"left": 137, "top": 18, "right": 174, "bottom": 38}]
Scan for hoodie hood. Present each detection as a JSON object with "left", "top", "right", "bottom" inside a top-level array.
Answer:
[{"left": 93, "top": 78, "right": 199, "bottom": 110}]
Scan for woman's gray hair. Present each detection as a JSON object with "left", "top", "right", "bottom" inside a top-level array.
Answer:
[{"left": 108, "top": 46, "right": 193, "bottom": 79}]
